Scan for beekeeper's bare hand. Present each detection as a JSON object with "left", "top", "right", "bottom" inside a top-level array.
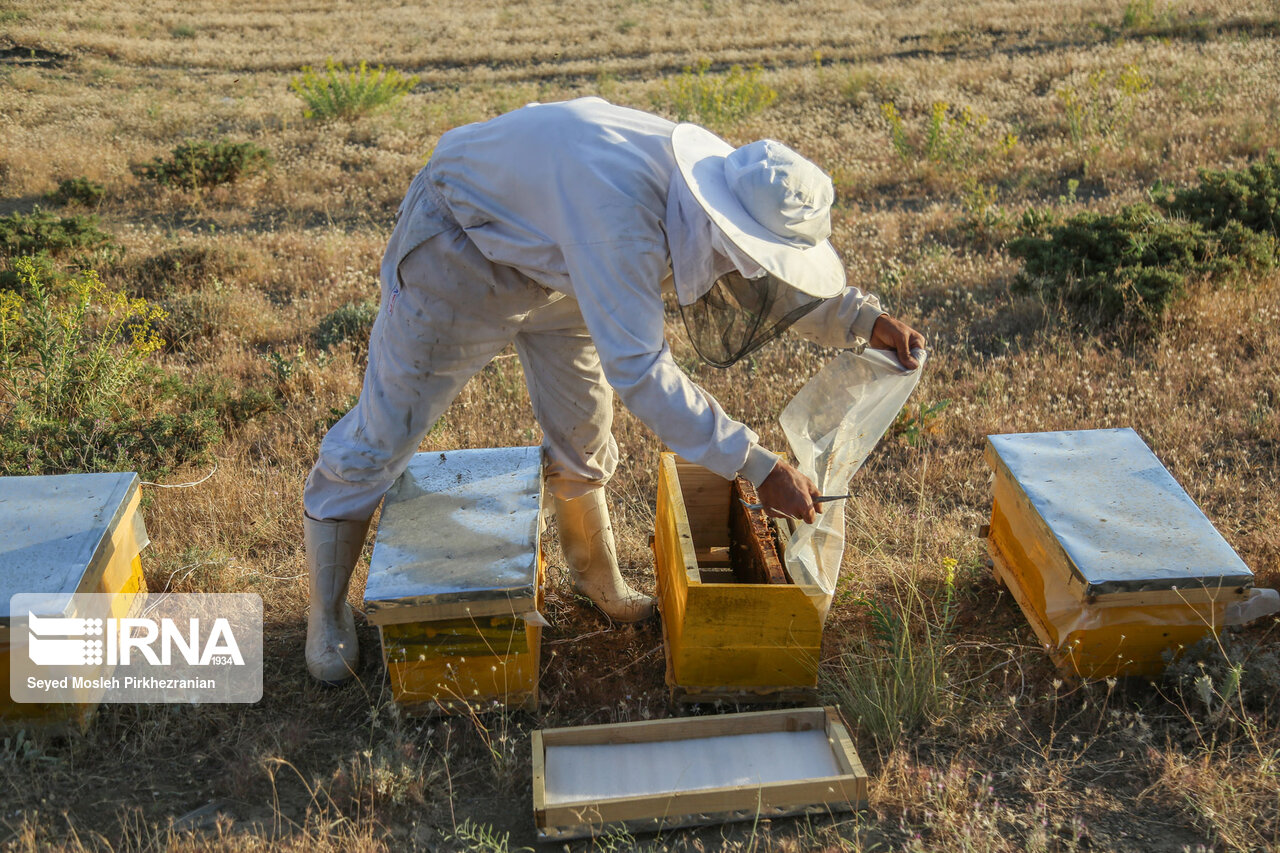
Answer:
[
  {"left": 757, "top": 459, "right": 822, "bottom": 524},
  {"left": 870, "top": 314, "right": 927, "bottom": 370}
]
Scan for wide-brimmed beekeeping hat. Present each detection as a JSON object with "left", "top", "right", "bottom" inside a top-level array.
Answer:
[{"left": 670, "top": 124, "right": 845, "bottom": 299}]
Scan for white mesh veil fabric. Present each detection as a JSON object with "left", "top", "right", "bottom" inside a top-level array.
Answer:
[
  {"left": 666, "top": 172, "right": 821, "bottom": 367},
  {"left": 678, "top": 271, "right": 822, "bottom": 368}
]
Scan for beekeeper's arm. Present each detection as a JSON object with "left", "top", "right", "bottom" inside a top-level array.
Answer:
[
  {"left": 564, "top": 240, "right": 819, "bottom": 520},
  {"left": 789, "top": 284, "right": 927, "bottom": 369}
]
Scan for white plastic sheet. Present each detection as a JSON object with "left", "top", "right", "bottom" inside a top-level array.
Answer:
[
  {"left": 780, "top": 347, "right": 926, "bottom": 620},
  {"left": 1223, "top": 588, "right": 1280, "bottom": 627}
]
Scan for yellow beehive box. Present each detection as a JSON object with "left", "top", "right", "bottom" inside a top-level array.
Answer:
[
  {"left": 984, "top": 428, "right": 1253, "bottom": 679},
  {"left": 1, "top": 472, "right": 149, "bottom": 729},
  {"left": 653, "top": 453, "right": 823, "bottom": 703},
  {"left": 532, "top": 706, "right": 868, "bottom": 840},
  {"left": 364, "top": 447, "right": 544, "bottom": 714}
]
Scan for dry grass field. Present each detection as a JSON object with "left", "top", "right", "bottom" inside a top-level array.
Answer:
[{"left": 2, "top": 0, "right": 1279, "bottom": 849}]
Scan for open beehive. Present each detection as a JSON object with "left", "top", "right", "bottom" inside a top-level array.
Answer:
[
  {"left": 364, "top": 446, "right": 544, "bottom": 714},
  {"left": 653, "top": 453, "right": 823, "bottom": 704},
  {"left": 532, "top": 706, "right": 867, "bottom": 840},
  {"left": 984, "top": 428, "right": 1253, "bottom": 678},
  {"left": 1, "top": 472, "right": 149, "bottom": 729}
]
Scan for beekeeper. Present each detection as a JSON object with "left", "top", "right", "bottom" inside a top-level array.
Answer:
[{"left": 301, "top": 97, "right": 925, "bottom": 683}]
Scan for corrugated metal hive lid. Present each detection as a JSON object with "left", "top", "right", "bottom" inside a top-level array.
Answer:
[
  {"left": 0, "top": 471, "right": 140, "bottom": 624},
  {"left": 365, "top": 446, "right": 543, "bottom": 615},
  {"left": 987, "top": 428, "right": 1253, "bottom": 596}
]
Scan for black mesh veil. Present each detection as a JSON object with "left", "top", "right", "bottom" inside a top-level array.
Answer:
[{"left": 679, "top": 270, "right": 822, "bottom": 368}]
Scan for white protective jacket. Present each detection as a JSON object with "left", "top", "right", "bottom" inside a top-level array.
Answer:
[{"left": 384, "top": 97, "right": 883, "bottom": 488}]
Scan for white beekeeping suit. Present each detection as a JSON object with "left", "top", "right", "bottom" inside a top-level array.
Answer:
[{"left": 301, "top": 97, "right": 884, "bottom": 684}]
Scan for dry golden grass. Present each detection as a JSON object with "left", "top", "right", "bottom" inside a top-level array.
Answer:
[{"left": 2, "top": 0, "right": 1280, "bottom": 850}]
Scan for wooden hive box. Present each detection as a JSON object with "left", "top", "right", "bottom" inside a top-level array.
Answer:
[
  {"left": 653, "top": 453, "right": 823, "bottom": 704},
  {"left": 984, "top": 428, "right": 1253, "bottom": 679},
  {"left": 364, "top": 446, "right": 544, "bottom": 714},
  {"left": 532, "top": 706, "right": 867, "bottom": 840},
  {"left": 1, "top": 472, "right": 149, "bottom": 730}
]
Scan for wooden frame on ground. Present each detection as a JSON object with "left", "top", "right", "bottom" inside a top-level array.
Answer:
[{"left": 532, "top": 706, "right": 868, "bottom": 841}]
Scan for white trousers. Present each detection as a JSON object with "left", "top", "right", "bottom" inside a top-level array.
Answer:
[{"left": 303, "top": 218, "right": 619, "bottom": 522}]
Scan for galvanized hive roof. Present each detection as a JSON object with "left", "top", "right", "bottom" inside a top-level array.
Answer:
[
  {"left": 987, "top": 428, "right": 1253, "bottom": 596},
  {"left": 365, "top": 446, "right": 543, "bottom": 619},
  {"left": 0, "top": 472, "right": 140, "bottom": 625}
]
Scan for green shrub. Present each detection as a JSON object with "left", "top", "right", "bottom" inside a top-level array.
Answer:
[
  {"left": 152, "top": 370, "right": 277, "bottom": 432},
  {"left": 290, "top": 59, "right": 419, "bottom": 120},
  {"left": 0, "top": 411, "right": 221, "bottom": 480},
  {"left": 0, "top": 209, "right": 115, "bottom": 262},
  {"left": 654, "top": 59, "right": 777, "bottom": 126},
  {"left": 45, "top": 176, "right": 106, "bottom": 207},
  {"left": 1009, "top": 203, "right": 1274, "bottom": 322},
  {"left": 0, "top": 257, "right": 222, "bottom": 478},
  {"left": 1154, "top": 152, "right": 1280, "bottom": 236},
  {"left": 134, "top": 139, "right": 273, "bottom": 190},
  {"left": 314, "top": 299, "right": 377, "bottom": 351}
]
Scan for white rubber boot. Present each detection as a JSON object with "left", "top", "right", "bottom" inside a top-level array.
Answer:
[
  {"left": 304, "top": 514, "right": 371, "bottom": 683},
  {"left": 554, "top": 490, "right": 655, "bottom": 623}
]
